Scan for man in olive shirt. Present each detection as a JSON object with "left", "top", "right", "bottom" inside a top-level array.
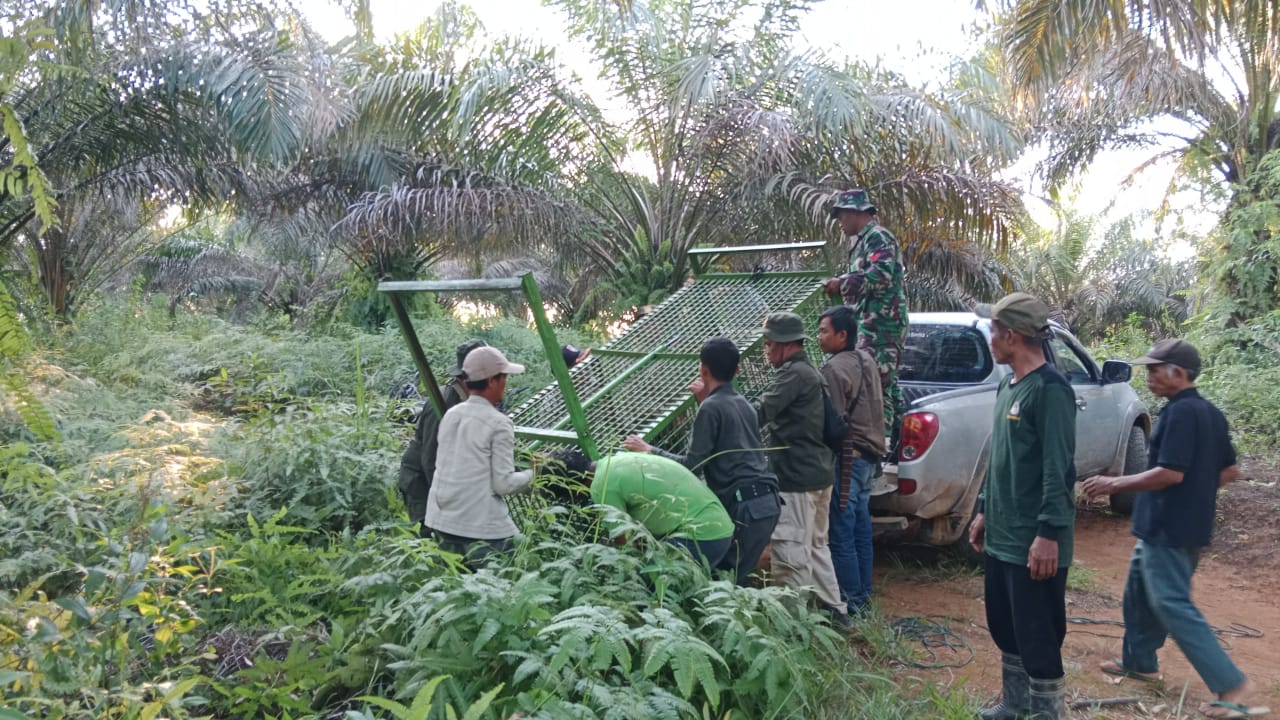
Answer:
[
  {"left": 969, "top": 293, "right": 1076, "bottom": 720},
  {"left": 756, "top": 312, "right": 846, "bottom": 625},
  {"left": 623, "top": 337, "right": 781, "bottom": 585},
  {"left": 398, "top": 339, "right": 486, "bottom": 530},
  {"left": 591, "top": 452, "right": 735, "bottom": 568}
]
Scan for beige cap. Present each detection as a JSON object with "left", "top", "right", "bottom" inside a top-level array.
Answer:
[{"left": 462, "top": 346, "right": 526, "bottom": 380}]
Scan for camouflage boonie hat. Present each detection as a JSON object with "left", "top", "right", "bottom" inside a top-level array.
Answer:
[
  {"left": 762, "top": 312, "right": 807, "bottom": 343},
  {"left": 446, "top": 338, "right": 487, "bottom": 377},
  {"left": 830, "top": 188, "right": 876, "bottom": 218}
]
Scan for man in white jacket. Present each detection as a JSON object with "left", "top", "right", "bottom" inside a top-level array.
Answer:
[{"left": 425, "top": 346, "right": 534, "bottom": 565}]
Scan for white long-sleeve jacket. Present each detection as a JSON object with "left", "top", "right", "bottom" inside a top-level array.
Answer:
[{"left": 425, "top": 395, "right": 533, "bottom": 539}]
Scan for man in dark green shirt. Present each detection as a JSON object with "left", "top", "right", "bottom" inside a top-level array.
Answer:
[
  {"left": 969, "top": 293, "right": 1076, "bottom": 720},
  {"left": 755, "top": 312, "right": 846, "bottom": 626},
  {"left": 622, "top": 337, "right": 780, "bottom": 586}
]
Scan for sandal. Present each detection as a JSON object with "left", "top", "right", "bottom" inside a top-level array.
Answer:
[
  {"left": 1199, "top": 700, "right": 1270, "bottom": 719},
  {"left": 1099, "top": 659, "right": 1163, "bottom": 685}
]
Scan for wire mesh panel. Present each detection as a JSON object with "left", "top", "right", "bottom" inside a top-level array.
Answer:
[{"left": 510, "top": 271, "right": 833, "bottom": 454}]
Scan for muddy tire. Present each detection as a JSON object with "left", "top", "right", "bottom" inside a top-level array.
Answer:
[{"left": 1109, "top": 425, "right": 1147, "bottom": 515}]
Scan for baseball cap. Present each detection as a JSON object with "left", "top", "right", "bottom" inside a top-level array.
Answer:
[
  {"left": 561, "top": 344, "right": 591, "bottom": 368},
  {"left": 462, "top": 346, "right": 526, "bottom": 380},
  {"left": 1131, "top": 338, "right": 1201, "bottom": 376},
  {"left": 975, "top": 292, "right": 1051, "bottom": 339}
]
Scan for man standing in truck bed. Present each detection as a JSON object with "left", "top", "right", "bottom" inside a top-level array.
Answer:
[{"left": 824, "top": 189, "right": 908, "bottom": 438}]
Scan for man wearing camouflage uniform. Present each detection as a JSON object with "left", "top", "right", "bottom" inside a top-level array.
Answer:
[
  {"left": 398, "top": 339, "right": 486, "bottom": 532},
  {"left": 823, "top": 189, "right": 908, "bottom": 437}
]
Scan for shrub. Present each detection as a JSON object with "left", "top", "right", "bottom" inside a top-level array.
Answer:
[{"left": 216, "top": 402, "right": 401, "bottom": 534}]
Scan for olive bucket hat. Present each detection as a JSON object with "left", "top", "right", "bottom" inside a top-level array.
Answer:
[
  {"left": 762, "top": 312, "right": 808, "bottom": 343},
  {"left": 829, "top": 188, "right": 876, "bottom": 218}
]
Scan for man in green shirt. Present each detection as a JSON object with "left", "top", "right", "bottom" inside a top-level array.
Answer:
[
  {"left": 755, "top": 312, "right": 847, "bottom": 627},
  {"left": 591, "top": 452, "right": 735, "bottom": 569},
  {"left": 969, "top": 292, "right": 1076, "bottom": 720}
]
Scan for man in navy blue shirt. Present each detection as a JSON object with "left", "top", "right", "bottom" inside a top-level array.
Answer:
[{"left": 1083, "top": 339, "right": 1266, "bottom": 720}]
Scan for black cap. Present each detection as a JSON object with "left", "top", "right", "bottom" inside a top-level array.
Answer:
[
  {"left": 561, "top": 344, "right": 590, "bottom": 368},
  {"left": 1131, "top": 339, "right": 1201, "bottom": 376}
]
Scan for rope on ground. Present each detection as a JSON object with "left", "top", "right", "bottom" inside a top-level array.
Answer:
[
  {"left": 889, "top": 615, "right": 974, "bottom": 669},
  {"left": 1066, "top": 616, "right": 1263, "bottom": 649}
]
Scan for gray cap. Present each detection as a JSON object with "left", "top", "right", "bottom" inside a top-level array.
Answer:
[
  {"left": 762, "top": 312, "right": 807, "bottom": 343},
  {"left": 462, "top": 346, "right": 526, "bottom": 381}
]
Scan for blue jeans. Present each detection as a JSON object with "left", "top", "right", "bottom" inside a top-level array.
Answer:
[
  {"left": 667, "top": 535, "right": 733, "bottom": 571},
  {"left": 829, "top": 455, "right": 874, "bottom": 613},
  {"left": 1121, "top": 540, "right": 1245, "bottom": 693}
]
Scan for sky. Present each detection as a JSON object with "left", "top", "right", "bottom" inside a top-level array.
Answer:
[{"left": 305, "top": 0, "right": 1212, "bottom": 255}]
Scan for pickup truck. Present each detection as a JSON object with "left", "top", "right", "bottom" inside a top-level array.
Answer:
[{"left": 870, "top": 312, "right": 1150, "bottom": 549}]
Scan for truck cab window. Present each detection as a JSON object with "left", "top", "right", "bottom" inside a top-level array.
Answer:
[{"left": 1050, "top": 336, "right": 1095, "bottom": 383}]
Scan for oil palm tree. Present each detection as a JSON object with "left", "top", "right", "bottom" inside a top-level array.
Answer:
[
  {"left": 2, "top": 1, "right": 326, "bottom": 317},
  {"left": 995, "top": 0, "right": 1280, "bottom": 320},
  {"left": 554, "top": 0, "right": 1025, "bottom": 317}
]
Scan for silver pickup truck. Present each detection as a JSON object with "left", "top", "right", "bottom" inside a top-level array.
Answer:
[{"left": 870, "top": 312, "right": 1151, "bottom": 548}]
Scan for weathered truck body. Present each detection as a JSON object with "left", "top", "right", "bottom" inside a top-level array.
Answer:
[{"left": 871, "top": 312, "right": 1151, "bottom": 547}]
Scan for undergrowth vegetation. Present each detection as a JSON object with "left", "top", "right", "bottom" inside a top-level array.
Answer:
[
  {"left": 7, "top": 296, "right": 1280, "bottom": 718},
  {"left": 1, "top": 303, "right": 984, "bottom": 719}
]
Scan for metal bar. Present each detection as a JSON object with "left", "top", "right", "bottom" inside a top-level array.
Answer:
[
  {"left": 522, "top": 273, "right": 600, "bottom": 459},
  {"left": 379, "top": 278, "right": 525, "bottom": 293},
  {"left": 640, "top": 395, "right": 697, "bottom": 440},
  {"left": 556, "top": 339, "right": 680, "bottom": 429},
  {"left": 514, "top": 426, "right": 583, "bottom": 444},
  {"left": 386, "top": 291, "right": 445, "bottom": 414},
  {"left": 687, "top": 241, "right": 828, "bottom": 256},
  {"left": 698, "top": 270, "right": 828, "bottom": 280},
  {"left": 591, "top": 349, "right": 700, "bottom": 360}
]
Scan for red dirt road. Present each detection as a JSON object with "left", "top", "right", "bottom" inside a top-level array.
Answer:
[{"left": 873, "top": 468, "right": 1280, "bottom": 718}]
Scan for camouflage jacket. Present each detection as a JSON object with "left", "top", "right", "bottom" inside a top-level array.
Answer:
[{"left": 840, "top": 220, "right": 908, "bottom": 348}]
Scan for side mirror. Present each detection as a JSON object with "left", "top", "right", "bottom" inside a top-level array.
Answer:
[{"left": 1101, "top": 360, "right": 1132, "bottom": 384}]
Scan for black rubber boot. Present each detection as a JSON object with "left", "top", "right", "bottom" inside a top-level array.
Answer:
[
  {"left": 1028, "top": 676, "right": 1065, "bottom": 720},
  {"left": 978, "top": 653, "right": 1030, "bottom": 720}
]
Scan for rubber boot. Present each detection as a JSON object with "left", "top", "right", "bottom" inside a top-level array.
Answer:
[
  {"left": 1028, "top": 676, "right": 1065, "bottom": 720},
  {"left": 978, "top": 653, "right": 1030, "bottom": 720}
]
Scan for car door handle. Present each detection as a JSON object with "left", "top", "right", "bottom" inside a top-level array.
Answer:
[{"left": 1075, "top": 397, "right": 1087, "bottom": 410}]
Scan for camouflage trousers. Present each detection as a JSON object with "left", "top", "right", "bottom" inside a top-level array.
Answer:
[{"left": 856, "top": 337, "right": 903, "bottom": 436}]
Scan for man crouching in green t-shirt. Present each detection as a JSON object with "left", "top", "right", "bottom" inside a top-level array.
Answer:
[
  {"left": 969, "top": 292, "right": 1077, "bottom": 720},
  {"left": 551, "top": 451, "right": 736, "bottom": 570}
]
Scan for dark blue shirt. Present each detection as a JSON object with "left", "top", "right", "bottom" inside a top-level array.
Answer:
[{"left": 1133, "top": 387, "right": 1236, "bottom": 548}]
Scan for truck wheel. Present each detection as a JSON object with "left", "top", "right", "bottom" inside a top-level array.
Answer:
[{"left": 1109, "top": 425, "right": 1147, "bottom": 515}]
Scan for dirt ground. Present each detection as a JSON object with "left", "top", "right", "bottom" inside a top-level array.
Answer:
[{"left": 872, "top": 456, "right": 1280, "bottom": 718}]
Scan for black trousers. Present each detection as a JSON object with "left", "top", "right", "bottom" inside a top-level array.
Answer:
[
  {"left": 718, "top": 489, "right": 781, "bottom": 586},
  {"left": 984, "top": 554, "right": 1069, "bottom": 679}
]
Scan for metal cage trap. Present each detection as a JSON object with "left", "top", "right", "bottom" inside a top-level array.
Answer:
[{"left": 379, "top": 242, "right": 837, "bottom": 463}]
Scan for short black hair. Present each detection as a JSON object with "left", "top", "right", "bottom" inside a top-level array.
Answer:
[
  {"left": 464, "top": 373, "right": 504, "bottom": 391},
  {"left": 539, "top": 447, "right": 593, "bottom": 507},
  {"left": 819, "top": 306, "right": 858, "bottom": 351},
  {"left": 700, "top": 337, "right": 740, "bottom": 382}
]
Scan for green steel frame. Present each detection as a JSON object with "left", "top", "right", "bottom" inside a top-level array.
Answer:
[{"left": 379, "top": 242, "right": 842, "bottom": 463}]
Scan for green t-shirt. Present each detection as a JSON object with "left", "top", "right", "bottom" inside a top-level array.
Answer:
[
  {"left": 982, "top": 364, "right": 1077, "bottom": 567},
  {"left": 590, "top": 453, "right": 735, "bottom": 541}
]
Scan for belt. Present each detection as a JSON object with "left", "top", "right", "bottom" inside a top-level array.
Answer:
[{"left": 730, "top": 481, "right": 778, "bottom": 503}]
